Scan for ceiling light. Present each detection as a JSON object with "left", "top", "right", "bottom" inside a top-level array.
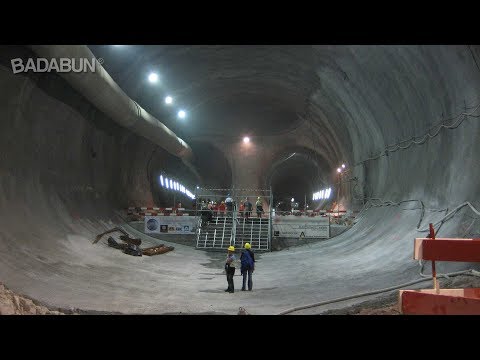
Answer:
[{"left": 148, "top": 72, "right": 159, "bottom": 83}]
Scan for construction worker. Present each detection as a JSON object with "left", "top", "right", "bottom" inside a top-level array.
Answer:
[
  {"left": 225, "top": 246, "right": 237, "bottom": 293},
  {"left": 225, "top": 194, "right": 233, "bottom": 216},
  {"left": 244, "top": 198, "right": 252, "bottom": 220},
  {"left": 218, "top": 201, "right": 226, "bottom": 217},
  {"left": 200, "top": 201, "right": 213, "bottom": 228},
  {"left": 256, "top": 197, "right": 263, "bottom": 218},
  {"left": 240, "top": 243, "right": 255, "bottom": 291}
]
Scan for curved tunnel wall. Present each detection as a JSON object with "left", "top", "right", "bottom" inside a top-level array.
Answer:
[
  {"left": 0, "top": 45, "right": 198, "bottom": 236},
  {"left": 344, "top": 46, "right": 480, "bottom": 212},
  {"left": 1, "top": 45, "right": 480, "bottom": 313},
  {"left": 227, "top": 45, "right": 480, "bottom": 215}
]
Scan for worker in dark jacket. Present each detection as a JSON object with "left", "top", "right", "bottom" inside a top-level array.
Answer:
[
  {"left": 240, "top": 243, "right": 255, "bottom": 291},
  {"left": 200, "top": 202, "right": 213, "bottom": 228},
  {"left": 244, "top": 198, "right": 253, "bottom": 220}
]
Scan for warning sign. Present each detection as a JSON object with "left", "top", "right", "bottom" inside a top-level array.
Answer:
[{"left": 299, "top": 231, "right": 305, "bottom": 238}]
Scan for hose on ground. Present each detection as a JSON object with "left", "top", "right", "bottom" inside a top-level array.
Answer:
[
  {"left": 277, "top": 269, "right": 480, "bottom": 315},
  {"left": 418, "top": 258, "right": 476, "bottom": 279}
]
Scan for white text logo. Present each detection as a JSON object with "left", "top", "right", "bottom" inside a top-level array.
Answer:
[{"left": 11, "top": 57, "right": 102, "bottom": 74}]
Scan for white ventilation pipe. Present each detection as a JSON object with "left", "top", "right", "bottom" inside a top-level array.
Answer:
[{"left": 29, "top": 45, "right": 194, "bottom": 164}]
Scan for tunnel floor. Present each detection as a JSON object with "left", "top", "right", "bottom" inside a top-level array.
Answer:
[{"left": 0, "top": 204, "right": 476, "bottom": 315}]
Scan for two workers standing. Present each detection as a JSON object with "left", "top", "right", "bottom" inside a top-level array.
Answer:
[{"left": 224, "top": 243, "right": 255, "bottom": 293}]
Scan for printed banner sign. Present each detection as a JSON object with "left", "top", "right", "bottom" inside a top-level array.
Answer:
[
  {"left": 272, "top": 215, "right": 329, "bottom": 238},
  {"left": 144, "top": 216, "right": 197, "bottom": 234}
]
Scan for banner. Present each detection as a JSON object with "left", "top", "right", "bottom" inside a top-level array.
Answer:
[
  {"left": 272, "top": 215, "right": 329, "bottom": 238},
  {"left": 144, "top": 216, "right": 197, "bottom": 235}
]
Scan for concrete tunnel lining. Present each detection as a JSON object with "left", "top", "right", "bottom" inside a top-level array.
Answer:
[{"left": 1, "top": 45, "right": 480, "bottom": 314}]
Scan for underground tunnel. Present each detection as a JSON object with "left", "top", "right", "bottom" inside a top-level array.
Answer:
[{"left": 1, "top": 45, "right": 480, "bottom": 314}]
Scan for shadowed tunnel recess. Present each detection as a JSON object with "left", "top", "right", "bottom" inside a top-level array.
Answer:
[
  {"left": 266, "top": 149, "right": 331, "bottom": 209},
  {"left": 1, "top": 45, "right": 480, "bottom": 314}
]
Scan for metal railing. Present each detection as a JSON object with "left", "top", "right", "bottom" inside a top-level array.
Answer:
[{"left": 194, "top": 187, "right": 272, "bottom": 251}]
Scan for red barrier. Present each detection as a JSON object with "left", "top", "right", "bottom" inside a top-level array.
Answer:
[{"left": 400, "top": 223, "right": 480, "bottom": 315}]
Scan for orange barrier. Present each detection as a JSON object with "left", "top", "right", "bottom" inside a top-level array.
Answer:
[{"left": 400, "top": 223, "right": 480, "bottom": 314}]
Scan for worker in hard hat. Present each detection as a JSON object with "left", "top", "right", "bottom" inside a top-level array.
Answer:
[
  {"left": 256, "top": 197, "right": 263, "bottom": 218},
  {"left": 240, "top": 243, "right": 255, "bottom": 291},
  {"left": 225, "top": 194, "right": 234, "bottom": 217},
  {"left": 224, "top": 245, "right": 237, "bottom": 293}
]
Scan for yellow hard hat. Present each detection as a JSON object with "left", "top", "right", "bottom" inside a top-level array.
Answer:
[
  {"left": 228, "top": 246, "right": 235, "bottom": 251},
  {"left": 244, "top": 243, "right": 251, "bottom": 249}
]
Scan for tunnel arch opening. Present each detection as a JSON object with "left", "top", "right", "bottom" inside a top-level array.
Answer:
[
  {"left": 147, "top": 146, "right": 200, "bottom": 209},
  {"left": 265, "top": 146, "right": 333, "bottom": 211}
]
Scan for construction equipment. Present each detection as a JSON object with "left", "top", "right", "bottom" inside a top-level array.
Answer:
[
  {"left": 94, "top": 227, "right": 141, "bottom": 245},
  {"left": 142, "top": 245, "right": 175, "bottom": 256},
  {"left": 95, "top": 227, "right": 174, "bottom": 257}
]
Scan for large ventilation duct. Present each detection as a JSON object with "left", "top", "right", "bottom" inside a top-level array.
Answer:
[{"left": 29, "top": 45, "right": 195, "bottom": 166}]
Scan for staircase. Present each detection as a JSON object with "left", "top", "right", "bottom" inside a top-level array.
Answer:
[
  {"left": 196, "top": 215, "right": 235, "bottom": 249},
  {"left": 196, "top": 213, "right": 270, "bottom": 251},
  {"left": 234, "top": 216, "right": 270, "bottom": 251}
]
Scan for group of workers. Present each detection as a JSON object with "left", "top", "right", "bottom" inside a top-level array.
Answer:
[
  {"left": 199, "top": 196, "right": 264, "bottom": 217},
  {"left": 198, "top": 195, "right": 265, "bottom": 227},
  {"left": 224, "top": 243, "right": 255, "bottom": 293}
]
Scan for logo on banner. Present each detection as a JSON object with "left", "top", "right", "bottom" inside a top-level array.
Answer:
[
  {"left": 146, "top": 218, "right": 159, "bottom": 231},
  {"left": 145, "top": 216, "right": 161, "bottom": 233},
  {"left": 145, "top": 215, "right": 196, "bottom": 235}
]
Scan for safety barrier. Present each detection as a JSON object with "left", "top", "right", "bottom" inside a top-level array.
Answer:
[
  {"left": 399, "top": 223, "right": 480, "bottom": 314},
  {"left": 126, "top": 207, "right": 195, "bottom": 218}
]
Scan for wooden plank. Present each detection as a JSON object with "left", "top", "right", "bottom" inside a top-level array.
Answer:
[
  {"left": 413, "top": 238, "right": 480, "bottom": 262},
  {"left": 400, "top": 289, "right": 480, "bottom": 315}
]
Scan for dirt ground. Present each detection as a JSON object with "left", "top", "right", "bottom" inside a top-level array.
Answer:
[
  {"left": 321, "top": 274, "right": 480, "bottom": 315},
  {"left": 0, "top": 282, "right": 127, "bottom": 315},
  {"left": 2, "top": 274, "right": 480, "bottom": 315},
  {"left": 0, "top": 282, "right": 66, "bottom": 315}
]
